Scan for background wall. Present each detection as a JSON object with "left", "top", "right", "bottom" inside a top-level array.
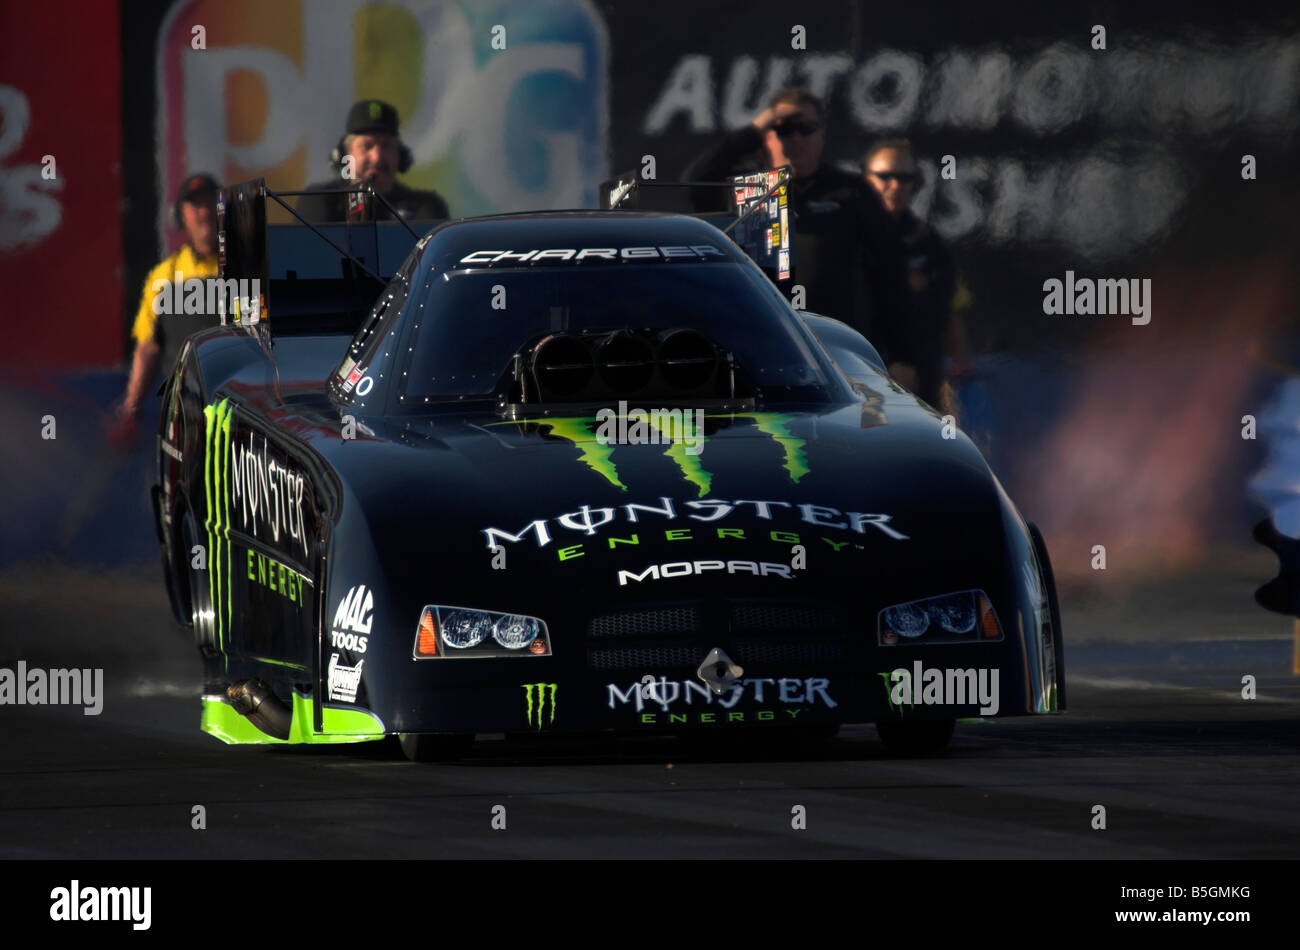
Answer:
[{"left": 1, "top": 0, "right": 1296, "bottom": 580}]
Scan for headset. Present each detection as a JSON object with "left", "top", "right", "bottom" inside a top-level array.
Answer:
[{"left": 329, "top": 135, "right": 413, "bottom": 178}]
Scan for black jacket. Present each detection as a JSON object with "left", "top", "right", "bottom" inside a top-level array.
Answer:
[
  {"left": 296, "top": 178, "right": 451, "bottom": 224},
  {"left": 898, "top": 210, "right": 957, "bottom": 404},
  {"left": 683, "top": 126, "right": 915, "bottom": 365}
]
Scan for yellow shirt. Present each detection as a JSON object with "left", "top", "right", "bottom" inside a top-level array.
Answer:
[{"left": 131, "top": 244, "right": 219, "bottom": 346}]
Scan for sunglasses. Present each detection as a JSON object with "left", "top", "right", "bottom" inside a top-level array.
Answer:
[
  {"left": 868, "top": 171, "right": 917, "bottom": 184},
  {"left": 773, "top": 121, "right": 822, "bottom": 138}
]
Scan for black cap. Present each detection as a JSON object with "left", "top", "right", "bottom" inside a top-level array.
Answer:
[
  {"left": 176, "top": 173, "right": 220, "bottom": 203},
  {"left": 345, "top": 99, "right": 400, "bottom": 137}
]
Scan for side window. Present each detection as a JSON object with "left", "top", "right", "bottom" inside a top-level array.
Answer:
[{"left": 332, "top": 266, "right": 414, "bottom": 406}]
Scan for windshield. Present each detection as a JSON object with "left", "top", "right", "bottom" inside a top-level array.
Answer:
[{"left": 394, "top": 262, "right": 842, "bottom": 406}]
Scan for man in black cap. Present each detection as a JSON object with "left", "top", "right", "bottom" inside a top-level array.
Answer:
[
  {"left": 114, "top": 173, "right": 222, "bottom": 433},
  {"left": 297, "top": 99, "right": 450, "bottom": 223}
]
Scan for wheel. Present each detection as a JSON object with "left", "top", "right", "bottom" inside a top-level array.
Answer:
[
  {"left": 398, "top": 733, "right": 475, "bottom": 762},
  {"left": 1028, "top": 522, "right": 1067, "bottom": 711},
  {"left": 179, "top": 511, "right": 215, "bottom": 651},
  {"left": 875, "top": 719, "right": 955, "bottom": 756}
]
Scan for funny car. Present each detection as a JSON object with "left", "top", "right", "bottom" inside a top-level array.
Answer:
[{"left": 151, "top": 178, "right": 1064, "bottom": 761}]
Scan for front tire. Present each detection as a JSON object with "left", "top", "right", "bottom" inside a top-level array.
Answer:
[
  {"left": 398, "top": 733, "right": 475, "bottom": 763},
  {"left": 875, "top": 719, "right": 955, "bottom": 756}
]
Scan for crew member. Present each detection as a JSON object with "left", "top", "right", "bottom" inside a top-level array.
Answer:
[
  {"left": 683, "top": 87, "right": 917, "bottom": 383},
  {"left": 298, "top": 99, "right": 450, "bottom": 223},
  {"left": 115, "top": 173, "right": 221, "bottom": 427},
  {"left": 864, "top": 138, "right": 970, "bottom": 409}
]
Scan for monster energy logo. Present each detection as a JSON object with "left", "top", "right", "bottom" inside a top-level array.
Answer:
[
  {"left": 879, "top": 671, "right": 913, "bottom": 716},
  {"left": 496, "top": 412, "right": 809, "bottom": 499},
  {"left": 522, "top": 683, "right": 557, "bottom": 729},
  {"left": 203, "top": 398, "right": 235, "bottom": 651}
]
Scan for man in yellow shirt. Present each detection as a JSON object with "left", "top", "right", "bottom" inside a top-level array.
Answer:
[{"left": 116, "top": 174, "right": 221, "bottom": 425}]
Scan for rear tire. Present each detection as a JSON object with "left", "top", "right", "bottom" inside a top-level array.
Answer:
[
  {"left": 398, "top": 733, "right": 475, "bottom": 763},
  {"left": 180, "top": 512, "right": 215, "bottom": 651},
  {"left": 875, "top": 719, "right": 955, "bottom": 756}
]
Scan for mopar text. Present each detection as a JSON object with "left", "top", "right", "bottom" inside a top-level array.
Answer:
[{"left": 618, "top": 559, "right": 793, "bottom": 585}]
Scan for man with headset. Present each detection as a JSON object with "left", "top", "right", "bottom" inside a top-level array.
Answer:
[
  {"left": 114, "top": 173, "right": 222, "bottom": 432},
  {"left": 297, "top": 99, "right": 450, "bottom": 223}
]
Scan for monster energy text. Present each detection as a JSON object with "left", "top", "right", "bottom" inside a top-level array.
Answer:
[{"left": 484, "top": 497, "right": 909, "bottom": 550}]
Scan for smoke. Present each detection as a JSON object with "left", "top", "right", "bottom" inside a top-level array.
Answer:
[{"left": 1014, "top": 257, "right": 1292, "bottom": 588}]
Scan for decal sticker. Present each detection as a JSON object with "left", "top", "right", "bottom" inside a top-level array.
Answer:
[
  {"left": 608, "top": 676, "right": 836, "bottom": 725},
  {"left": 483, "top": 497, "right": 908, "bottom": 551},
  {"left": 616, "top": 559, "right": 794, "bottom": 585},
  {"left": 203, "top": 399, "right": 235, "bottom": 651},
  {"left": 246, "top": 550, "right": 310, "bottom": 605},
  {"left": 338, "top": 357, "right": 366, "bottom": 394},
  {"left": 457, "top": 245, "right": 727, "bottom": 265},
  {"left": 327, "top": 653, "right": 364, "bottom": 703},
  {"left": 230, "top": 430, "right": 308, "bottom": 559},
  {"left": 330, "top": 585, "right": 374, "bottom": 654},
  {"left": 205, "top": 399, "right": 318, "bottom": 652},
  {"left": 521, "top": 683, "right": 557, "bottom": 729},
  {"left": 492, "top": 412, "right": 808, "bottom": 498}
]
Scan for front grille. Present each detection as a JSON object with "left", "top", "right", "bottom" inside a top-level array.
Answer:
[
  {"left": 730, "top": 636, "right": 845, "bottom": 665},
  {"left": 730, "top": 602, "right": 838, "bottom": 632},
  {"left": 587, "top": 605, "right": 703, "bottom": 639},
  {"left": 584, "top": 600, "right": 851, "bottom": 671},
  {"left": 588, "top": 645, "right": 704, "bottom": 670}
]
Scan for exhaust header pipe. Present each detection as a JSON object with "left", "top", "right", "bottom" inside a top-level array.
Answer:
[{"left": 226, "top": 679, "right": 292, "bottom": 740}]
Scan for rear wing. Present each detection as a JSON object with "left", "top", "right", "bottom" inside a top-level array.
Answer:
[
  {"left": 216, "top": 178, "right": 429, "bottom": 345},
  {"left": 598, "top": 168, "right": 792, "bottom": 281}
]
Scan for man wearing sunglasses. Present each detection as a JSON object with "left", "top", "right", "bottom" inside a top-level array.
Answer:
[
  {"left": 865, "top": 139, "right": 969, "bottom": 410},
  {"left": 682, "top": 88, "right": 916, "bottom": 385}
]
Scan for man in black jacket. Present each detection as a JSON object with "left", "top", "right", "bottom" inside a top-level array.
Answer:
[
  {"left": 865, "top": 138, "right": 968, "bottom": 408},
  {"left": 298, "top": 99, "right": 450, "bottom": 224},
  {"left": 683, "top": 88, "right": 916, "bottom": 384}
]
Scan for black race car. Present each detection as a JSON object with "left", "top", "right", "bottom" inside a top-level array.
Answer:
[{"left": 152, "top": 179, "right": 1064, "bottom": 760}]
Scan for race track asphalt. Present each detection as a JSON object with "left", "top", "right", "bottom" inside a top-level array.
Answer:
[{"left": 1, "top": 557, "right": 1297, "bottom": 859}]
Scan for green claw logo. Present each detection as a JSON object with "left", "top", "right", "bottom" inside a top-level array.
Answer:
[
  {"left": 500, "top": 412, "right": 808, "bottom": 499},
  {"left": 522, "top": 683, "right": 557, "bottom": 729},
  {"left": 879, "top": 671, "right": 913, "bottom": 716},
  {"left": 203, "top": 398, "right": 234, "bottom": 650}
]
